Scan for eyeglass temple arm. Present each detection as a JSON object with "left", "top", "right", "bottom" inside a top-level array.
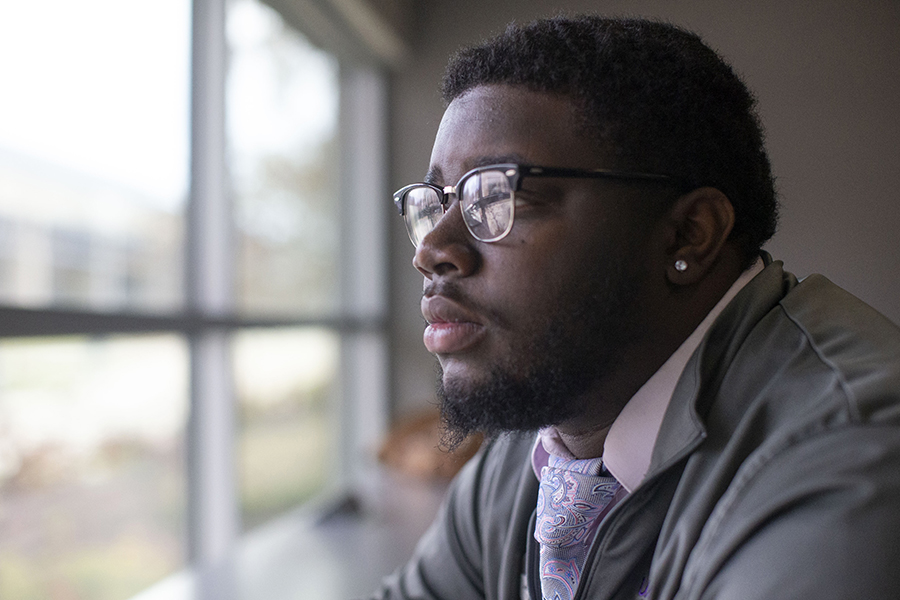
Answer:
[{"left": 523, "top": 165, "right": 682, "bottom": 185}]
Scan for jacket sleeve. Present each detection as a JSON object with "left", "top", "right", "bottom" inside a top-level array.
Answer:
[
  {"left": 365, "top": 433, "right": 537, "bottom": 600},
  {"left": 364, "top": 439, "right": 495, "bottom": 600}
]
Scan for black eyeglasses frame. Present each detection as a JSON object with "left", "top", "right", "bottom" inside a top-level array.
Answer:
[{"left": 392, "top": 163, "right": 687, "bottom": 244}]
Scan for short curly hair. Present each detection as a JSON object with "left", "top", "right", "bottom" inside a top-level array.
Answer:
[{"left": 442, "top": 16, "right": 778, "bottom": 265}]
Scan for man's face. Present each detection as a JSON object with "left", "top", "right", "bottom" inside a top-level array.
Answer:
[{"left": 414, "top": 85, "right": 662, "bottom": 446}]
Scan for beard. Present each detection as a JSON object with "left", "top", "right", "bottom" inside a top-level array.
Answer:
[{"left": 436, "top": 254, "right": 644, "bottom": 451}]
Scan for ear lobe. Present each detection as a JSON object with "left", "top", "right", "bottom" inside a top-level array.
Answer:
[{"left": 666, "top": 187, "right": 735, "bottom": 285}]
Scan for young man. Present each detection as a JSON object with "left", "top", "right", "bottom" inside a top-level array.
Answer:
[{"left": 377, "top": 16, "right": 900, "bottom": 600}]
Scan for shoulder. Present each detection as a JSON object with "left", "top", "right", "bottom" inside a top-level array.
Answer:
[
  {"left": 668, "top": 266, "right": 900, "bottom": 597},
  {"left": 776, "top": 273, "right": 900, "bottom": 422},
  {"left": 699, "top": 262, "right": 900, "bottom": 430}
]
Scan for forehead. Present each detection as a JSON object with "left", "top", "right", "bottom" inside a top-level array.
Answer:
[{"left": 428, "top": 84, "right": 605, "bottom": 183}]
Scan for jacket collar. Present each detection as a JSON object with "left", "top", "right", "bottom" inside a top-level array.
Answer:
[{"left": 645, "top": 254, "right": 795, "bottom": 482}]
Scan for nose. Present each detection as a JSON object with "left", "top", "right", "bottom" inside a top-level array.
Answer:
[{"left": 413, "top": 202, "right": 480, "bottom": 280}]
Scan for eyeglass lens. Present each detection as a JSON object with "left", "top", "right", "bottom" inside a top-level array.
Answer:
[
  {"left": 402, "top": 167, "right": 516, "bottom": 246},
  {"left": 404, "top": 186, "right": 444, "bottom": 246},
  {"left": 460, "top": 170, "right": 514, "bottom": 242}
]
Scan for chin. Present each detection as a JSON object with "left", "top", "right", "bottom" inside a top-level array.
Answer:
[
  {"left": 436, "top": 357, "right": 490, "bottom": 391},
  {"left": 436, "top": 360, "right": 580, "bottom": 451}
]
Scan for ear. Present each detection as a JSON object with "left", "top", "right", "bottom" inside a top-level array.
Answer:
[{"left": 665, "top": 187, "right": 735, "bottom": 285}]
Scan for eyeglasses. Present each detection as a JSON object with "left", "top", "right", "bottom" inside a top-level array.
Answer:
[{"left": 393, "top": 163, "right": 683, "bottom": 246}]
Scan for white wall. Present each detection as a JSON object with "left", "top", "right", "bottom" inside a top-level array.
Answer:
[{"left": 387, "top": 0, "right": 900, "bottom": 416}]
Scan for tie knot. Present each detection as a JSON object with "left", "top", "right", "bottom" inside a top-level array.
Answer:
[
  {"left": 548, "top": 454, "right": 605, "bottom": 476},
  {"left": 535, "top": 461, "right": 620, "bottom": 549}
]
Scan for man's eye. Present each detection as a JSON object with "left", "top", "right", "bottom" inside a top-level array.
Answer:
[
  {"left": 514, "top": 196, "right": 531, "bottom": 208},
  {"left": 513, "top": 190, "right": 544, "bottom": 208}
]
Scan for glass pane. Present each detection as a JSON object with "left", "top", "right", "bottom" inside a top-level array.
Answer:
[
  {"left": 0, "top": 334, "right": 189, "bottom": 600},
  {"left": 234, "top": 328, "right": 339, "bottom": 530},
  {"left": 227, "top": 0, "right": 342, "bottom": 316},
  {"left": 0, "top": 1, "right": 190, "bottom": 312}
]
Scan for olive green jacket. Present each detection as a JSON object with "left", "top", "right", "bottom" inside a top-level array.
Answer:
[{"left": 371, "top": 260, "right": 900, "bottom": 599}]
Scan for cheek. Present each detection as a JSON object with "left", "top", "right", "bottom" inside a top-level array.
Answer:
[
  {"left": 487, "top": 229, "right": 568, "bottom": 289},
  {"left": 480, "top": 240, "right": 585, "bottom": 324}
]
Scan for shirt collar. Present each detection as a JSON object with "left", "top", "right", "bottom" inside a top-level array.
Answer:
[{"left": 534, "top": 258, "right": 765, "bottom": 492}]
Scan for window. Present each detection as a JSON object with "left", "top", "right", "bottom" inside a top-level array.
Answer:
[
  {"left": 0, "top": 335, "right": 189, "bottom": 600},
  {"left": 0, "top": 1, "right": 188, "bottom": 313},
  {"left": 233, "top": 327, "right": 340, "bottom": 529},
  {"left": 0, "top": 0, "right": 388, "bottom": 598},
  {"left": 228, "top": 0, "right": 342, "bottom": 316}
]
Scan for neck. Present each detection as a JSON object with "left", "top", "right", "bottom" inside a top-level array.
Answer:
[{"left": 554, "top": 424, "right": 611, "bottom": 459}]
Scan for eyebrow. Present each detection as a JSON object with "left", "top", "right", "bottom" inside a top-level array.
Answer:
[
  {"left": 423, "top": 153, "right": 530, "bottom": 186},
  {"left": 424, "top": 166, "right": 443, "bottom": 186}
]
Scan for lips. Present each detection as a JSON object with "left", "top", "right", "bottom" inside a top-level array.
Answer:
[{"left": 421, "top": 295, "right": 486, "bottom": 354}]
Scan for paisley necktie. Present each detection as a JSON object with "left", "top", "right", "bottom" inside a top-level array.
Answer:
[{"left": 534, "top": 454, "right": 621, "bottom": 600}]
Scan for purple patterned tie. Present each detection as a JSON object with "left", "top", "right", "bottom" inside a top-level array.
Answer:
[{"left": 534, "top": 454, "right": 621, "bottom": 600}]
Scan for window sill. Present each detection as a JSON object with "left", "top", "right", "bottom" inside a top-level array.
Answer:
[{"left": 129, "top": 467, "right": 447, "bottom": 600}]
